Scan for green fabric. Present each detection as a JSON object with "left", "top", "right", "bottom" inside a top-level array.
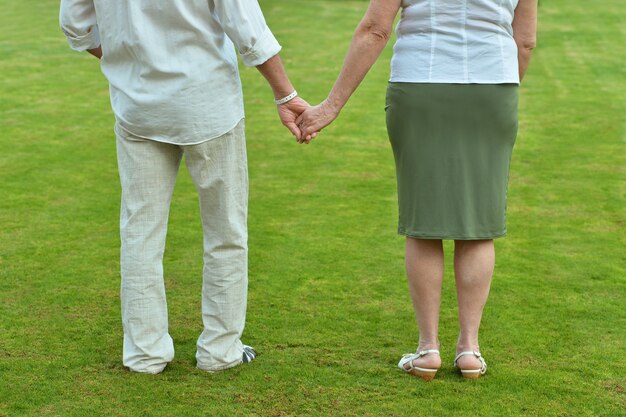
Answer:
[{"left": 386, "top": 83, "right": 519, "bottom": 240}]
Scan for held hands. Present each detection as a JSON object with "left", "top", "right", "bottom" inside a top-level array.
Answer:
[
  {"left": 295, "top": 99, "right": 340, "bottom": 144},
  {"left": 259, "top": 55, "right": 338, "bottom": 143},
  {"left": 277, "top": 96, "right": 339, "bottom": 144}
]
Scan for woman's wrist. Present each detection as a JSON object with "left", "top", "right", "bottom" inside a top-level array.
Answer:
[{"left": 324, "top": 96, "right": 343, "bottom": 118}]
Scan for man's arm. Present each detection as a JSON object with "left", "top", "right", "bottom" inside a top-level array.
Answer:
[
  {"left": 212, "top": 0, "right": 309, "bottom": 139},
  {"left": 512, "top": 0, "right": 538, "bottom": 81},
  {"left": 256, "top": 55, "right": 311, "bottom": 140},
  {"left": 60, "top": 0, "right": 101, "bottom": 55}
]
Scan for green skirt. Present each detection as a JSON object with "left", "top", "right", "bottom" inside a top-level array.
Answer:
[{"left": 385, "top": 83, "right": 518, "bottom": 240}]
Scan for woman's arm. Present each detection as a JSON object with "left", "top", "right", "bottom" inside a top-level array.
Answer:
[
  {"left": 297, "top": 0, "right": 401, "bottom": 140},
  {"left": 512, "top": 0, "right": 538, "bottom": 81}
]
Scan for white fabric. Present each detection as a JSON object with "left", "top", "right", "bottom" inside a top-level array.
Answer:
[
  {"left": 60, "top": 0, "right": 281, "bottom": 145},
  {"left": 116, "top": 120, "right": 249, "bottom": 373},
  {"left": 390, "top": 0, "right": 520, "bottom": 84}
]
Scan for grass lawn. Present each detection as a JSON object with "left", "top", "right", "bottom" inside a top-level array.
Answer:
[{"left": 0, "top": 0, "right": 624, "bottom": 416}]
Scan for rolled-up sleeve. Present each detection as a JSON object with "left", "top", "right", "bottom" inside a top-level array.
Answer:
[
  {"left": 212, "top": 0, "right": 282, "bottom": 67},
  {"left": 59, "top": 0, "right": 100, "bottom": 51}
]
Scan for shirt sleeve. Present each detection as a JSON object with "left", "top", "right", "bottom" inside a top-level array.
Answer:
[
  {"left": 212, "top": 0, "right": 282, "bottom": 67},
  {"left": 59, "top": 0, "right": 100, "bottom": 52}
]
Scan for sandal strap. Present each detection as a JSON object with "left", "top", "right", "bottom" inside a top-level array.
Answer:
[
  {"left": 416, "top": 349, "right": 440, "bottom": 357},
  {"left": 398, "top": 349, "right": 440, "bottom": 372},
  {"left": 454, "top": 351, "right": 481, "bottom": 364},
  {"left": 454, "top": 351, "right": 487, "bottom": 374}
]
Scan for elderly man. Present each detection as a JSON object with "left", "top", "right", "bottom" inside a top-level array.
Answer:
[{"left": 60, "top": 0, "right": 308, "bottom": 374}]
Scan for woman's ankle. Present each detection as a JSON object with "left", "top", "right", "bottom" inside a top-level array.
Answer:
[
  {"left": 418, "top": 340, "right": 440, "bottom": 352},
  {"left": 456, "top": 336, "right": 480, "bottom": 353}
]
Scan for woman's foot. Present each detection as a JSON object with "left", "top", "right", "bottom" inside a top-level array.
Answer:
[
  {"left": 398, "top": 345, "right": 442, "bottom": 381},
  {"left": 454, "top": 346, "right": 487, "bottom": 378}
]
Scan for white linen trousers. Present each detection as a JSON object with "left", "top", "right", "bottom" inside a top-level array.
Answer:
[{"left": 116, "top": 119, "right": 248, "bottom": 373}]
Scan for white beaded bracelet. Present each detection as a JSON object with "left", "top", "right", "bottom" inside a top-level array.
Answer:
[{"left": 274, "top": 90, "right": 298, "bottom": 105}]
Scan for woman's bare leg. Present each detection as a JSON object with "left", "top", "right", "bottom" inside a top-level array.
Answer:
[
  {"left": 454, "top": 239, "right": 495, "bottom": 370},
  {"left": 403, "top": 237, "right": 444, "bottom": 369}
]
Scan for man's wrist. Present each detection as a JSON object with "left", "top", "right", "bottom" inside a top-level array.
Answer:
[{"left": 274, "top": 90, "right": 298, "bottom": 105}]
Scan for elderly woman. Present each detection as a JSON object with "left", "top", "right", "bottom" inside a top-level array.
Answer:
[{"left": 297, "top": 0, "right": 537, "bottom": 380}]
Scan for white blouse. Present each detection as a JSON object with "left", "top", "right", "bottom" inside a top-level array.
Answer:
[
  {"left": 60, "top": 0, "right": 281, "bottom": 145},
  {"left": 390, "top": 0, "right": 520, "bottom": 84}
]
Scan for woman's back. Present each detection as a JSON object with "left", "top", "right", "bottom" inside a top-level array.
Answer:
[{"left": 391, "top": 0, "right": 520, "bottom": 84}]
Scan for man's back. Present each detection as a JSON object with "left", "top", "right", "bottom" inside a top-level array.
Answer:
[{"left": 61, "top": 0, "right": 281, "bottom": 144}]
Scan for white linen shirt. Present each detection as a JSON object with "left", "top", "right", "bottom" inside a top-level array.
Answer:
[
  {"left": 60, "top": 0, "right": 281, "bottom": 144},
  {"left": 390, "top": 0, "right": 520, "bottom": 84}
]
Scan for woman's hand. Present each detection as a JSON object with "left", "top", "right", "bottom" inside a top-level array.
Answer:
[
  {"left": 512, "top": 0, "right": 538, "bottom": 81},
  {"left": 296, "top": 99, "right": 340, "bottom": 143}
]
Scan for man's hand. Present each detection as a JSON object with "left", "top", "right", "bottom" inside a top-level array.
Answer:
[
  {"left": 87, "top": 46, "right": 102, "bottom": 59},
  {"left": 278, "top": 97, "right": 317, "bottom": 143}
]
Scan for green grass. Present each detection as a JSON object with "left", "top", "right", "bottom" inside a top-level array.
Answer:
[{"left": 1, "top": 0, "right": 624, "bottom": 416}]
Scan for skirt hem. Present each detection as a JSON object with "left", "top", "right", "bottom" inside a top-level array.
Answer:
[{"left": 398, "top": 228, "right": 507, "bottom": 241}]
